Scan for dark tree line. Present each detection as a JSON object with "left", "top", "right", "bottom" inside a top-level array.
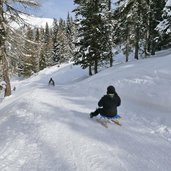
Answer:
[{"left": 73, "top": 0, "right": 171, "bottom": 75}]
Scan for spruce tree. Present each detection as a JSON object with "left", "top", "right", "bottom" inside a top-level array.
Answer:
[
  {"left": 51, "top": 18, "right": 60, "bottom": 64},
  {"left": 34, "top": 28, "right": 41, "bottom": 72},
  {"left": 157, "top": 0, "right": 171, "bottom": 49},
  {"left": 114, "top": 0, "right": 166, "bottom": 59},
  {"left": 66, "top": 13, "right": 75, "bottom": 61},
  {"left": 39, "top": 27, "right": 46, "bottom": 70},
  {"left": 145, "top": 0, "right": 165, "bottom": 55},
  {"left": 73, "top": 0, "right": 112, "bottom": 75},
  {"left": 57, "top": 18, "right": 70, "bottom": 63},
  {"left": 42, "top": 22, "right": 53, "bottom": 67}
]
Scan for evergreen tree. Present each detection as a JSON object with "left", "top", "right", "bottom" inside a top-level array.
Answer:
[
  {"left": 157, "top": 0, "right": 171, "bottom": 49},
  {"left": 113, "top": 0, "right": 165, "bottom": 59},
  {"left": 44, "top": 22, "right": 52, "bottom": 66},
  {"left": 51, "top": 16, "right": 75, "bottom": 65},
  {"left": 114, "top": 0, "right": 147, "bottom": 60},
  {"left": 34, "top": 28, "right": 41, "bottom": 72},
  {"left": 58, "top": 18, "right": 68, "bottom": 63},
  {"left": 52, "top": 18, "right": 60, "bottom": 64},
  {"left": 113, "top": 13, "right": 133, "bottom": 62},
  {"left": 39, "top": 27, "right": 46, "bottom": 70},
  {"left": 66, "top": 13, "right": 75, "bottom": 61},
  {"left": 40, "top": 22, "right": 53, "bottom": 68},
  {"left": 106, "top": 0, "right": 113, "bottom": 66},
  {"left": 144, "top": 0, "right": 165, "bottom": 55},
  {"left": 73, "top": 0, "right": 112, "bottom": 75}
]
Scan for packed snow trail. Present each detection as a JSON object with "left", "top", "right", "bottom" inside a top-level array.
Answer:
[
  {"left": 1, "top": 86, "right": 170, "bottom": 171},
  {"left": 0, "top": 50, "right": 171, "bottom": 171}
]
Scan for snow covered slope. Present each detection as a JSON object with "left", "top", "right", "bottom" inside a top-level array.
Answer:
[
  {"left": 10, "top": 14, "right": 54, "bottom": 28},
  {"left": 0, "top": 50, "right": 171, "bottom": 171}
]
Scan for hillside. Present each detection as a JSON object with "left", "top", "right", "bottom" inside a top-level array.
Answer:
[
  {"left": 0, "top": 50, "right": 171, "bottom": 171},
  {"left": 10, "top": 14, "right": 54, "bottom": 28}
]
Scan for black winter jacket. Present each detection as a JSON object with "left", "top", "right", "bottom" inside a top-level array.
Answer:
[{"left": 98, "top": 93, "right": 121, "bottom": 117}]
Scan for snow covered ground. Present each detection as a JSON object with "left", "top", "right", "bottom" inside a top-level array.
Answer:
[
  {"left": 0, "top": 50, "right": 171, "bottom": 171},
  {"left": 10, "top": 14, "right": 54, "bottom": 29}
]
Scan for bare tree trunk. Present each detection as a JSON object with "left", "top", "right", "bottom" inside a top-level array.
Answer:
[
  {"left": 144, "top": 19, "right": 151, "bottom": 57},
  {"left": 89, "top": 65, "right": 92, "bottom": 76},
  {"left": 134, "top": 1, "right": 142, "bottom": 60},
  {"left": 0, "top": 0, "right": 11, "bottom": 96},
  {"left": 144, "top": 0, "right": 151, "bottom": 57},
  {"left": 109, "top": 53, "right": 113, "bottom": 67},
  {"left": 108, "top": 0, "right": 113, "bottom": 67},
  {"left": 94, "top": 59, "right": 98, "bottom": 74},
  {"left": 2, "top": 54, "right": 11, "bottom": 96},
  {"left": 125, "top": 44, "right": 129, "bottom": 62},
  {"left": 134, "top": 26, "right": 139, "bottom": 60},
  {"left": 151, "top": 37, "right": 156, "bottom": 55},
  {"left": 125, "top": 23, "right": 129, "bottom": 62}
]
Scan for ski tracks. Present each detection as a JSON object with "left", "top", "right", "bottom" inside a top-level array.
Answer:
[
  {"left": 1, "top": 86, "right": 171, "bottom": 171},
  {"left": 28, "top": 88, "right": 127, "bottom": 171}
]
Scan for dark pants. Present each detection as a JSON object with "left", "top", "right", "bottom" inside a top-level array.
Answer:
[
  {"left": 91, "top": 108, "right": 103, "bottom": 117},
  {"left": 91, "top": 108, "right": 116, "bottom": 117}
]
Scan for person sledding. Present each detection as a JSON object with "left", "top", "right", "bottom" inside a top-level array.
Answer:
[
  {"left": 48, "top": 77, "right": 55, "bottom": 86},
  {"left": 90, "top": 85, "right": 121, "bottom": 119}
]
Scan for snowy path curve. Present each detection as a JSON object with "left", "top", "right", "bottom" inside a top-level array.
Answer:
[
  {"left": 1, "top": 83, "right": 170, "bottom": 171},
  {"left": 1, "top": 52, "right": 171, "bottom": 171}
]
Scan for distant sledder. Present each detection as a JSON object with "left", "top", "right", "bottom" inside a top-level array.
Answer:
[
  {"left": 48, "top": 78, "right": 55, "bottom": 86},
  {"left": 90, "top": 85, "right": 121, "bottom": 127}
]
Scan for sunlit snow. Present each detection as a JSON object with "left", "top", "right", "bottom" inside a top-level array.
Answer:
[{"left": 0, "top": 49, "right": 171, "bottom": 171}]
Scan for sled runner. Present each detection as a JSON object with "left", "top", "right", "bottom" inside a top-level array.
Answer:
[{"left": 96, "top": 114, "right": 122, "bottom": 128}]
